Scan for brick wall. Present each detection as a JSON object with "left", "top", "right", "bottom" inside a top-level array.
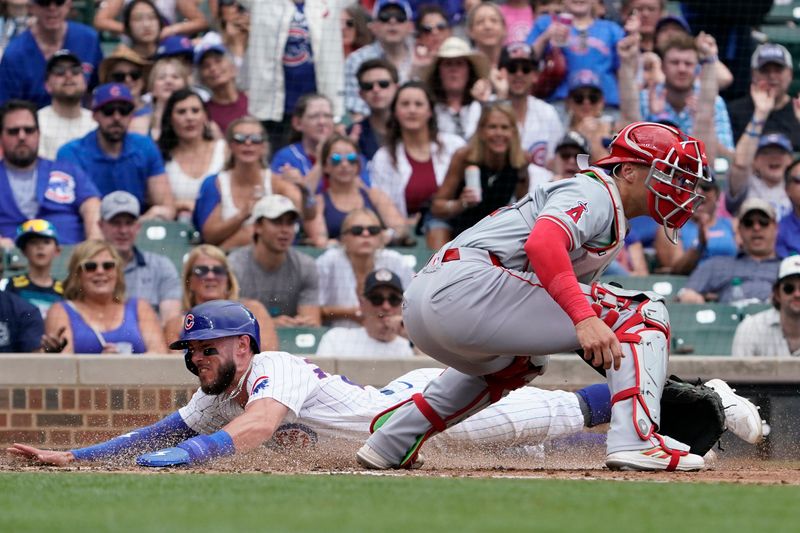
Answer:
[{"left": 0, "top": 385, "right": 196, "bottom": 447}]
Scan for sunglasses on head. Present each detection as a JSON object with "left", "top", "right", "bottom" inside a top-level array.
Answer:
[
  {"left": 192, "top": 265, "right": 228, "bottom": 278},
  {"left": 420, "top": 22, "right": 448, "bottom": 34},
  {"left": 50, "top": 64, "right": 82, "bottom": 77},
  {"left": 110, "top": 70, "right": 143, "bottom": 83},
  {"left": 781, "top": 281, "right": 800, "bottom": 295},
  {"left": 741, "top": 215, "right": 772, "bottom": 229},
  {"left": 346, "top": 225, "right": 382, "bottom": 236},
  {"left": 378, "top": 9, "right": 407, "bottom": 23},
  {"left": 367, "top": 293, "right": 403, "bottom": 307},
  {"left": 359, "top": 79, "right": 392, "bottom": 91},
  {"left": 82, "top": 260, "right": 116, "bottom": 273},
  {"left": 330, "top": 152, "right": 358, "bottom": 166},
  {"left": 99, "top": 104, "right": 134, "bottom": 117},
  {"left": 571, "top": 92, "right": 601, "bottom": 105},
  {"left": 232, "top": 132, "right": 265, "bottom": 145},
  {"left": 4, "top": 126, "right": 37, "bottom": 136},
  {"left": 35, "top": 0, "right": 67, "bottom": 6},
  {"left": 506, "top": 63, "right": 533, "bottom": 75}
]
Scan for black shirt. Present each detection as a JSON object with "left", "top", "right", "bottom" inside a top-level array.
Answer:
[{"left": 727, "top": 95, "right": 800, "bottom": 150}]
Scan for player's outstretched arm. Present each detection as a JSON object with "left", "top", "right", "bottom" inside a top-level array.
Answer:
[
  {"left": 137, "top": 398, "right": 290, "bottom": 467},
  {"left": 6, "top": 444, "right": 75, "bottom": 466}
]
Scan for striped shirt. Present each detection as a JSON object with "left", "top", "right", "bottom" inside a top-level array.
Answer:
[{"left": 732, "top": 308, "right": 800, "bottom": 357}]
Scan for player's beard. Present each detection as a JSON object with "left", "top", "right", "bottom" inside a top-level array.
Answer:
[{"left": 201, "top": 359, "right": 237, "bottom": 395}]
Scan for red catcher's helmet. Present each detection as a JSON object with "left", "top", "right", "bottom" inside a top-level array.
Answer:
[{"left": 593, "top": 122, "right": 709, "bottom": 243}]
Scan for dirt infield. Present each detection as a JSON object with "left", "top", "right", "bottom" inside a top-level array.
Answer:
[{"left": 3, "top": 441, "right": 799, "bottom": 485}]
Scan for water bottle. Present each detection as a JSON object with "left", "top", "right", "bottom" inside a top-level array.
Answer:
[
  {"left": 730, "top": 277, "right": 746, "bottom": 320},
  {"left": 464, "top": 165, "right": 482, "bottom": 203}
]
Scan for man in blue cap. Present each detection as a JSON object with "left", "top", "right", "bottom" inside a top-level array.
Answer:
[
  {"left": 57, "top": 83, "right": 175, "bottom": 220},
  {"left": 727, "top": 132, "right": 794, "bottom": 219}
]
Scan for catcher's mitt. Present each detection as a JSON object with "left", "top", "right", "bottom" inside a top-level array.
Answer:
[{"left": 659, "top": 375, "right": 726, "bottom": 456}]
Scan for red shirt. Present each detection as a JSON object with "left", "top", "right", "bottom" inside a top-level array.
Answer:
[
  {"left": 404, "top": 150, "right": 437, "bottom": 214},
  {"left": 207, "top": 91, "right": 249, "bottom": 135}
]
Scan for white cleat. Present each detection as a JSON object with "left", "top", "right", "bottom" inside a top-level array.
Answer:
[
  {"left": 704, "top": 379, "right": 765, "bottom": 444},
  {"left": 606, "top": 447, "right": 705, "bottom": 472},
  {"left": 356, "top": 444, "right": 394, "bottom": 470}
]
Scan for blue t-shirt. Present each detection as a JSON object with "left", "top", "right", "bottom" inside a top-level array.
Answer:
[
  {"left": 777, "top": 211, "right": 800, "bottom": 259},
  {"left": 0, "top": 21, "right": 102, "bottom": 108},
  {"left": 526, "top": 15, "right": 624, "bottom": 105},
  {"left": 270, "top": 142, "right": 371, "bottom": 189},
  {"left": 283, "top": 3, "right": 317, "bottom": 116},
  {"left": 0, "top": 159, "right": 99, "bottom": 244},
  {"left": 57, "top": 131, "right": 165, "bottom": 208},
  {"left": 0, "top": 290, "right": 43, "bottom": 353},
  {"left": 192, "top": 174, "right": 223, "bottom": 234},
  {"left": 680, "top": 217, "right": 737, "bottom": 264},
  {"left": 629, "top": 216, "right": 659, "bottom": 248}
]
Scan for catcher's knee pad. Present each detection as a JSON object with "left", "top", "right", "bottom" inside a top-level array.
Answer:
[{"left": 485, "top": 356, "right": 547, "bottom": 403}]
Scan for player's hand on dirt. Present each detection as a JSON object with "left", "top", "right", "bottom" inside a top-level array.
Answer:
[
  {"left": 7, "top": 443, "right": 75, "bottom": 466},
  {"left": 40, "top": 326, "right": 67, "bottom": 353},
  {"left": 575, "top": 316, "right": 623, "bottom": 370}
]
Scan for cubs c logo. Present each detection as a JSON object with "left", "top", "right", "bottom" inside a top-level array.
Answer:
[
  {"left": 184, "top": 313, "right": 194, "bottom": 331},
  {"left": 44, "top": 171, "right": 76, "bottom": 204},
  {"left": 527, "top": 141, "right": 548, "bottom": 167},
  {"left": 110, "top": 85, "right": 121, "bottom": 97}
]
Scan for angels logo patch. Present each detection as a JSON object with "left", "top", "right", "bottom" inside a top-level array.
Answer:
[
  {"left": 44, "top": 171, "right": 76, "bottom": 204},
  {"left": 566, "top": 201, "right": 588, "bottom": 223}
]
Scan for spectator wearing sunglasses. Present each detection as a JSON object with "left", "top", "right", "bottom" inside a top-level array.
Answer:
[
  {"left": 732, "top": 256, "right": 800, "bottom": 357},
  {"left": 98, "top": 45, "right": 152, "bottom": 126},
  {"left": 342, "top": 3, "right": 374, "bottom": 58},
  {"left": 654, "top": 178, "right": 736, "bottom": 275},
  {"left": 38, "top": 50, "right": 98, "bottom": 160},
  {"left": 0, "top": 0, "right": 102, "bottom": 109},
  {"left": 414, "top": 4, "right": 452, "bottom": 60},
  {"left": 228, "top": 195, "right": 322, "bottom": 328},
  {"left": 497, "top": 42, "right": 563, "bottom": 168},
  {"left": 345, "top": 0, "right": 416, "bottom": 120},
  {"left": 306, "top": 134, "right": 406, "bottom": 246},
  {"left": 98, "top": 191, "right": 182, "bottom": 325},
  {"left": 0, "top": 99, "right": 101, "bottom": 249},
  {"left": 777, "top": 159, "right": 800, "bottom": 259},
  {"left": 564, "top": 70, "right": 613, "bottom": 161},
  {"left": 316, "top": 208, "right": 414, "bottom": 328},
  {"left": 44, "top": 239, "right": 167, "bottom": 354},
  {"left": 163, "top": 244, "right": 278, "bottom": 351},
  {"left": 57, "top": 83, "right": 176, "bottom": 222},
  {"left": 194, "top": 116, "right": 305, "bottom": 251},
  {"left": 349, "top": 59, "right": 399, "bottom": 161},
  {"left": 678, "top": 199, "right": 781, "bottom": 304},
  {"left": 316, "top": 268, "right": 414, "bottom": 357},
  {"left": 727, "top": 132, "right": 793, "bottom": 222}
]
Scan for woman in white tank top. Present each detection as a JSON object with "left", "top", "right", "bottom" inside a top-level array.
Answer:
[
  {"left": 159, "top": 89, "right": 226, "bottom": 220},
  {"left": 196, "top": 117, "right": 306, "bottom": 251}
]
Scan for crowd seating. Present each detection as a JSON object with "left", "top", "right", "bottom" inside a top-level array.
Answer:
[{"left": 278, "top": 326, "right": 330, "bottom": 355}]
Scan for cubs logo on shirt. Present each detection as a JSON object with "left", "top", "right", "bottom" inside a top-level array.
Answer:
[
  {"left": 283, "top": 11, "right": 312, "bottom": 67},
  {"left": 251, "top": 376, "right": 270, "bottom": 395},
  {"left": 527, "top": 141, "right": 548, "bottom": 167},
  {"left": 44, "top": 171, "right": 76, "bottom": 204}
]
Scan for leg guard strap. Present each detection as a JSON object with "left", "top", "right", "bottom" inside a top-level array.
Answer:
[
  {"left": 652, "top": 433, "right": 689, "bottom": 472},
  {"left": 485, "top": 356, "right": 545, "bottom": 403},
  {"left": 412, "top": 393, "right": 446, "bottom": 432}
]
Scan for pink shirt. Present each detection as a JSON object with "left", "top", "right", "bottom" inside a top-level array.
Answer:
[{"left": 499, "top": 4, "right": 534, "bottom": 45}]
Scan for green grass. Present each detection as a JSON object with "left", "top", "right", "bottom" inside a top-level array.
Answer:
[{"left": 1, "top": 472, "right": 799, "bottom": 533}]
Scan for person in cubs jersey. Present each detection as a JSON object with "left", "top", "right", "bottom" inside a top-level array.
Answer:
[{"left": 358, "top": 122, "right": 714, "bottom": 473}]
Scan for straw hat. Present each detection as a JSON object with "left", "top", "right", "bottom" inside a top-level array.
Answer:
[
  {"left": 425, "top": 37, "right": 490, "bottom": 82},
  {"left": 98, "top": 44, "right": 151, "bottom": 84}
]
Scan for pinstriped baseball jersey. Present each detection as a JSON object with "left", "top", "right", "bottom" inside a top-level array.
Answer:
[
  {"left": 177, "top": 351, "right": 584, "bottom": 446},
  {"left": 449, "top": 168, "right": 628, "bottom": 283}
]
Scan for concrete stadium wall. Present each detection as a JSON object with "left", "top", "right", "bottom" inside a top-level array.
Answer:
[{"left": 2, "top": 354, "right": 799, "bottom": 456}]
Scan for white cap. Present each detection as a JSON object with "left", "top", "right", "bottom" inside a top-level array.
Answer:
[
  {"left": 252, "top": 195, "right": 300, "bottom": 221},
  {"left": 778, "top": 255, "right": 800, "bottom": 282}
]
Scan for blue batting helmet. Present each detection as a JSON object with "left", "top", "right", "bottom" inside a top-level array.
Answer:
[{"left": 171, "top": 300, "right": 261, "bottom": 375}]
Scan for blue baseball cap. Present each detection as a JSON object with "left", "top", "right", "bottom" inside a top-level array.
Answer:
[
  {"left": 655, "top": 15, "right": 691, "bottom": 35},
  {"left": 757, "top": 132, "right": 793, "bottom": 154},
  {"left": 155, "top": 34, "right": 194, "bottom": 60},
  {"left": 91, "top": 83, "right": 134, "bottom": 111},
  {"left": 567, "top": 69, "right": 602, "bottom": 93},
  {"left": 373, "top": 0, "right": 413, "bottom": 19},
  {"left": 194, "top": 42, "right": 227, "bottom": 65},
  {"left": 15, "top": 219, "right": 60, "bottom": 249}
]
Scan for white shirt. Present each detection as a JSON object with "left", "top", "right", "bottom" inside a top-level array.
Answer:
[
  {"left": 518, "top": 96, "right": 564, "bottom": 167},
  {"left": 37, "top": 106, "right": 97, "bottom": 160},
  {"left": 315, "top": 327, "right": 414, "bottom": 358},
  {"left": 732, "top": 307, "right": 799, "bottom": 357},
  {"left": 166, "top": 139, "right": 226, "bottom": 204}
]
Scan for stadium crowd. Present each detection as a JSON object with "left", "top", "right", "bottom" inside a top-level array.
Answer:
[{"left": 0, "top": 0, "right": 798, "bottom": 358}]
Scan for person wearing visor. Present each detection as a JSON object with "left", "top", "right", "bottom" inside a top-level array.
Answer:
[{"left": 357, "top": 121, "right": 715, "bottom": 473}]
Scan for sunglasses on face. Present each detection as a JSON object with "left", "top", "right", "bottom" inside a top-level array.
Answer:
[
  {"left": 4, "top": 126, "right": 37, "bottom": 136},
  {"left": 506, "top": 63, "right": 533, "bottom": 75},
  {"left": 367, "top": 293, "right": 403, "bottom": 307},
  {"left": 330, "top": 152, "right": 358, "bottom": 166},
  {"left": 741, "top": 215, "right": 772, "bottom": 229},
  {"left": 81, "top": 261, "right": 116, "bottom": 273},
  {"left": 35, "top": 0, "right": 67, "bottom": 6},
  {"left": 420, "top": 22, "right": 448, "bottom": 34},
  {"left": 359, "top": 79, "right": 392, "bottom": 91},
  {"left": 378, "top": 9, "right": 407, "bottom": 23},
  {"left": 344, "top": 18, "right": 355, "bottom": 28},
  {"left": 109, "top": 70, "right": 143, "bottom": 83},
  {"left": 346, "top": 225, "right": 382, "bottom": 236},
  {"left": 99, "top": 104, "right": 134, "bottom": 117},
  {"left": 192, "top": 265, "right": 228, "bottom": 278},
  {"left": 571, "top": 92, "right": 601, "bottom": 105},
  {"left": 232, "top": 132, "right": 265, "bottom": 145},
  {"left": 50, "top": 64, "right": 82, "bottom": 77},
  {"left": 781, "top": 281, "right": 800, "bottom": 295}
]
